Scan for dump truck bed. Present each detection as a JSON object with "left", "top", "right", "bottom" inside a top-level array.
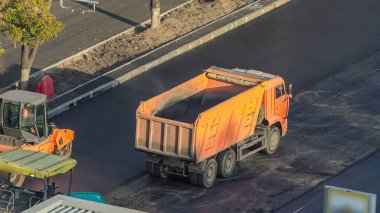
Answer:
[
  {"left": 136, "top": 66, "right": 275, "bottom": 163},
  {"left": 156, "top": 86, "right": 248, "bottom": 123}
]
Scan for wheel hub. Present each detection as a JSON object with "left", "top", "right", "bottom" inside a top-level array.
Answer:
[
  {"left": 207, "top": 167, "right": 214, "bottom": 178},
  {"left": 225, "top": 157, "right": 232, "bottom": 170},
  {"left": 269, "top": 131, "right": 280, "bottom": 151}
]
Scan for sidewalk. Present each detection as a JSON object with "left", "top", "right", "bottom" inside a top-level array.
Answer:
[
  {"left": 275, "top": 149, "right": 380, "bottom": 213},
  {"left": 0, "top": 0, "right": 188, "bottom": 87}
]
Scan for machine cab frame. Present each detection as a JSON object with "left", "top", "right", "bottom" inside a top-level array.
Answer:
[{"left": 0, "top": 90, "right": 48, "bottom": 143}]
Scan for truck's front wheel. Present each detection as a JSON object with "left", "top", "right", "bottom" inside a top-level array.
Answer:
[{"left": 264, "top": 126, "right": 281, "bottom": 154}]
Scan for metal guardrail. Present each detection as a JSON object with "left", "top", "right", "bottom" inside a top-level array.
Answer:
[
  {"left": 48, "top": 0, "right": 290, "bottom": 118},
  {"left": 75, "top": 0, "right": 99, "bottom": 13},
  {"left": 0, "top": 0, "right": 196, "bottom": 96},
  {"left": 1, "top": 0, "right": 290, "bottom": 119}
]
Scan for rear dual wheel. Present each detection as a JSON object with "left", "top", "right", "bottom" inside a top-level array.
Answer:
[
  {"left": 217, "top": 148, "right": 236, "bottom": 178},
  {"left": 146, "top": 161, "right": 168, "bottom": 179},
  {"left": 189, "top": 158, "right": 218, "bottom": 188},
  {"left": 189, "top": 148, "right": 237, "bottom": 188}
]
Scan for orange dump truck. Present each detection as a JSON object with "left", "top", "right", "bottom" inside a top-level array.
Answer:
[{"left": 135, "top": 66, "right": 292, "bottom": 187}]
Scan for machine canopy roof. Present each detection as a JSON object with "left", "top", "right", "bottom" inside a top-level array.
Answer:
[
  {"left": 0, "top": 149, "right": 76, "bottom": 179},
  {"left": 0, "top": 90, "right": 46, "bottom": 104}
]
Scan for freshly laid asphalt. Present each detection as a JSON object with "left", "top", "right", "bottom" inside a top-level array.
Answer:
[
  {"left": 23, "top": 0, "right": 380, "bottom": 198},
  {"left": 0, "top": 0, "right": 187, "bottom": 87},
  {"left": 275, "top": 149, "right": 380, "bottom": 212}
]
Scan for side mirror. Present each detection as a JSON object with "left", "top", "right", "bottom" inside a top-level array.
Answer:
[{"left": 288, "top": 84, "right": 293, "bottom": 99}]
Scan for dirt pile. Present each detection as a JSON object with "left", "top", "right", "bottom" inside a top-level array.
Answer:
[{"left": 30, "top": 0, "right": 255, "bottom": 94}]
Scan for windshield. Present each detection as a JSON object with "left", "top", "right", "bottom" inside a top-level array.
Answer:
[
  {"left": 3, "top": 103, "right": 20, "bottom": 128},
  {"left": 36, "top": 104, "right": 46, "bottom": 137},
  {"left": 21, "top": 104, "right": 37, "bottom": 136}
]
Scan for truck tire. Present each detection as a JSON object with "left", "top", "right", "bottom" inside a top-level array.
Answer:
[
  {"left": 10, "top": 173, "right": 26, "bottom": 187},
  {"left": 189, "top": 172, "right": 198, "bottom": 185},
  {"left": 264, "top": 126, "right": 281, "bottom": 155},
  {"left": 146, "top": 161, "right": 155, "bottom": 177},
  {"left": 257, "top": 105, "right": 265, "bottom": 125},
  {"left": 154, "top": 163, "right": 168, "bottom": 179},
  {"left": 146, "top": 161, "right": 168, "bottom": 179},
  {"left": 217, "top": 148, "right": 236, "bottom": 178},
  {"left": 198, "top": 158, "right": 217, "bottom": 188}
]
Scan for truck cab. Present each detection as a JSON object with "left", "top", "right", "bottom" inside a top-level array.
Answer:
[{"left": 263, "top": 76, "right": 291, "bottom": 136}]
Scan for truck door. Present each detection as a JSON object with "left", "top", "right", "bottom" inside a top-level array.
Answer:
[{"left": 274, "top": 84, "right": 288, "bottom": 119}]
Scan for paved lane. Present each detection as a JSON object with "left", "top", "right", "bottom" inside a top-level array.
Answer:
[
  {"left": 33, "top": 0, "right": 380, "bottom": 194},
  {"left": 0, "top": 0, "right": 187, "bottom": 87},
  {"left": 276, "top": 150, "right": 380, "bottom": 213}
]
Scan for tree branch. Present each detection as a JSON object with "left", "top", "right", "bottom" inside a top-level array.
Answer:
[{"left": 28, "top": 44, "right": 39, "bottom": 64}]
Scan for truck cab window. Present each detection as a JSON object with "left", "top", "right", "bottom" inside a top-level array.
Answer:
[
  {"left": 276, "top": 85, "right": 284, "bottom": 99},
  {"left": 3, "top": 103, "right": 20, "bottom": 128},
  {"left": 21, "top": 105, "right": 37, "bottom": 136},
  {"left": 36, "top": 104, "right": 46, "bottom": 138}
]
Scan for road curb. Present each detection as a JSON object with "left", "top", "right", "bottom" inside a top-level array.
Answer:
[
  {"left": 0, "top": 0, "right": 195, "bottom": 94},
  {"left": 47, "top": 0, "right": 290, "bottom": 118}
]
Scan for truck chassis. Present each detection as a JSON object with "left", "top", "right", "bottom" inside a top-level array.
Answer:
[{"left": 145, "top": 124, "right": 280, "bottom": 188}]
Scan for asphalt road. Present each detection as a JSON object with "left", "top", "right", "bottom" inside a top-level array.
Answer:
[
  {"left": 104, "top": 51, "right": 380, "bottom": 211},
  {"left": 27, "top": 0, "right": 380, "bottom": 195},
  {"left": 276, "top": 149, "right": 380, "bottom": 212},
  {"left": 0, "top": 0, "right": 187, "bottom": 87}
]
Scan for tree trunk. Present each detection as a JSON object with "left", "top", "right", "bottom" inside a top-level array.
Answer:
[
  {"left": 18, "top": 1, "right": 50, "bottom": 90},
  {"left": 20, "top": 44, "right": 39, "bottom": 90},
  {"left": 47, "top": 0, "right": 53, "bottom": 10},
  {"left": 150, "top": 0, "right": 160, "bottom": 29}
]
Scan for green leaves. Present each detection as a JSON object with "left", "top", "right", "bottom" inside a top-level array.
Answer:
[{"left": 0, "top": 0, "right": 64, "bottom": 47}]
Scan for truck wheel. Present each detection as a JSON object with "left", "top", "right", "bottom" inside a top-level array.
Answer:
[
  {"left": 257, "top": 105, "right": 265, "bottom": 125},
  {"left": 198, "top": 158, "right": 217, "bottom": 188},
  {"left": 189, "top": 172, "right": 198, "bottom": 185},
  {"left": 146, "top": 161, "right": 168, "bottom": 179},
  {"left": 154, "top": 163, "right": 168, "bottom": 179},
  {"left": 146, "top": 161, "right": 155, "bottom": 177},
  {"left": 264, "top": 126, "right": 281, "bottom": 155},
  {"left": 217, "top": 148, "right": 236, "bottom": 178},
  {"left": 10, "top": 173, "right": 26, "bottom": 187}
]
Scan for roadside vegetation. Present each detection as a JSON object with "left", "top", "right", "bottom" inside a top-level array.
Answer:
[
  {"left": 28, "top": 0, "right": 256, "bottom": 95},
  {"left": 0, "top": 0, "right": 63, "bottom": 89}
]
